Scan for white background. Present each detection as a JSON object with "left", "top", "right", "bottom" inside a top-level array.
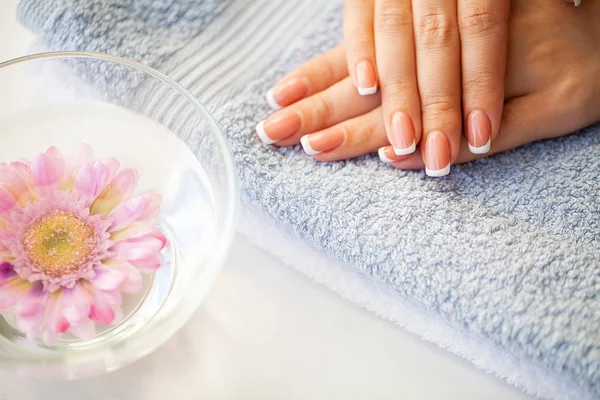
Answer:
[{"left": 0, "top": 1, "right": 530, "bottom": 399}]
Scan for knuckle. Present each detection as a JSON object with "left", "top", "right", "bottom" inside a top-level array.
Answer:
[
  {"left": 312, "top": 94, "right": 335, "bottom": 125},
  {"left": 382, "top": 79, "right": 416, "bottom": 102},
  {"left": 377, "top": 1, "right": 412, "bottom": 33},
  {"left": 462, "top": 74, "right": 496, "bottom": 96},
  {"left": 421, "top": 95, "right": 459, "bottom": 116},
  {"left": 416, "top": 11, "right": 457, "bottom": 48},
  {"left": 459, "top": 5, "right": 503, "bottom": 38}
]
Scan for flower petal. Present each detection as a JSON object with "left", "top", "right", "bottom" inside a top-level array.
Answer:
[
  {"left": 40, "top": 292, "right": 70, "bottom": 346},
  {"left": 103, "top": 259, "right": 143, "bottom": 293},
  {"left": 32, "top": 153, "right": 60, "bottom": 197},
  {"left": 73, "top": 163, "right": 108, "bottom": 205},
  {"left": 111, "top": 229, "right": 166, "bottom": 260},
  {"left": 108, "top": 193, "right": 158, "bottom": 232},
  {"left": 138, "top": 193, "right": 162, "bottom": 222},
  {"left": 69, "top": 319, "right": 96, "bottom": 341},
  {"left": 100, "top": 157, "right": 120, "bottom": 183},
  {"left": 110, "top": 221, "right": 155, "bottom": 242},
  {"left": 90, "top": 169, "right": 138, "bottom": 215},
  {"left": 0, "top": 187, "right": 17, "bottom": 216},
  {"left": 0, "top": 277, "right": 31, "bottom": 312},
  {"left": 61, "top": 285, "right": 91, "bottom": 325},
  {"left": 0, "top": 163, "right": 35, "bottom": 207},
  {"left": 0, "top": 262, "right": 17, "bottom": 284},
  {"left": 91, "top": 265, "right": 125, "bottom": 291},
  {"left": 130, "top": 252, "right": 165, "bottom": 274},
  {"left": 15, "top": 283, "right": 47, "bottom": 341},
  {"left": 89, "top": 299, "right": 115, "bottom": 325},
  {"left": 45, "top": 146, "right": 66, "bottom": 188}
]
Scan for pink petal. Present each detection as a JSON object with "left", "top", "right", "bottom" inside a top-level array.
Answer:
[
  {"left": 0, "top": 277, "right": 31, "bottom": 312},
  {"left": 90, "top": 265, "right": 125, "bottom": 291},
  {"left": 61, "top": 285, "right": 91, "bottom": 325},
  {"left": 42, "top": 292, "right": 69, "bottom": 339},
  {"left": 15, "top": 283, "right": 47, "bottom": 341},
  {"left": 73, "top": 163, "right": 108, "bottom": 205},
  {"left": 130, "top": 252, "right": 165, "bottom": 274},
  {"left": 6, "top": 162, "right": 36, "bottom": 205},
  {"left": 89, "top": 300, "right": 115, "bottom": 325},
  {"left": 110, "top": 221, "right": 155, "bottom": 242},
  {"left": 138, "top": 193, "right": 162, "bottom": 222},
  {"left": 100, "top": 157, "right": 120, "bottom": 183},
  {"left": 0, "top": 187, "right": 17, "bottom": 215},
  {"left": 102, "top": 259, "right": 142, "bottom": 293},
  {"left": 68, "top": 144, "right": 95, "bottom": 172},
  {"left": 45, "top": 146, "right": 66, "bottom": 187},
  {"left": 32, "top": 153, "right": 60, "bottom": 197},
  {"left": 0, "top": 262, "right": 17, "bottom": 284},
  {"left": 111, "top": 230, "right": 166, "bottom": 260},
  {"left": 90, "top": 169, "right": 138, "bottom": 215},
  {"left": 108, "top": 193, "right": 156, "bottom": 232},
  {"left": 69, "top": 319, "right": 96, "bottom": 341},
  {"left": 0, "top": 165, "right": 35, "bottom": 207}
]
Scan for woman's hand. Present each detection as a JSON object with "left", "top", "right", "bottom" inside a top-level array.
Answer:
[
  {"left": 257, "top": 0, "right": 599, "bottom": 172},
  {"left": 342, "top": 0, "right": 509, "bottom": 176}
]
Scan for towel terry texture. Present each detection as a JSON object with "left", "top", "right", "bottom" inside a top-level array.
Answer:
[{"left": 16, "top": 1, "right": 600, "bottom": 399}]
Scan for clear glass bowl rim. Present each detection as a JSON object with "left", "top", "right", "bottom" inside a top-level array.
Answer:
[{"left": 0, "top": 51, "right": 239, "bottom": 373}]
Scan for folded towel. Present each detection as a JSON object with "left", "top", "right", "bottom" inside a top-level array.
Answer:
[{"left": 16, "top": 1, "right": 600, "bottom": 399}]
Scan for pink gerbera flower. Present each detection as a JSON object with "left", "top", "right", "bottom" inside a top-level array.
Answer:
[{"left": 0, "top": 144, "right": 166, "bottom": 345}]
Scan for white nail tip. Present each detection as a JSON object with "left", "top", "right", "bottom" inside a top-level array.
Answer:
[
  {"left": 265, "top": 89, "right": 281, "bottom": 110},
  {"left": 574, "top": 0, "right": 581, "bottom": 6},
  {"left": 358, "top": 86, "right": 378, "bottom": 96},
  {"left": 468, "top": 139, "right": 491, "bottom": 155},
  {"left": 425, "top": 164, "right": 451, "bottom": 177},
  {"left": 393, "top": 140, "right": 416, "bottom": 156},
  {"left": 256, "top": 121, "right": 276, "bottom": 145},
  {"left": 300, "top": 135, "right": 320, "bottom": 155},
  {"left": 378, "top": 147, "right": 394, "bottom": 163}
]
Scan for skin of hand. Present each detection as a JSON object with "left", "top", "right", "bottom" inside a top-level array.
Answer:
[
  {"left": 342, "top": 0, "right": 509, "bottom": 177},
  {"left": 256, "top": 0, "right": 600, "bottom": 172}
]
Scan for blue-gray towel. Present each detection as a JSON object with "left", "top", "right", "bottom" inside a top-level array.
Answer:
[{"left": 16, "top": 1, "right": 600, "bottom": 399}]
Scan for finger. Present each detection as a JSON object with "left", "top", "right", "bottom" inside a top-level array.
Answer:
[
  {"left": 413, "top": 0, "right": 462, "bottom": 177},
  {"left": 300, "top": 108, "right": 389, "bottom": 162},
  {"left": 266, "top": 45, "right": 349, "bottom": 110},
  {"left": 458, "top": 0, "right": 510, "bottom": 155},
  {"left": 256, "top": 77, "right": 381, "bottom": 145},
  {"left": 375, "top": 0, "right": 422, "bottom": 156},
  {"left": 383, "top": 93, "right": 558, "bottom": 169},
  {"left": 344, "top": 0, "right": 379, "bottom": 95}
]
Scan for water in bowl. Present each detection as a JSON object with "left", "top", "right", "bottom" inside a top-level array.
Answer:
[{"left": 0, "top": 101, "right": 217, "bottom": 355}]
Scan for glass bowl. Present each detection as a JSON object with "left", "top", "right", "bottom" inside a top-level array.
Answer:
[{"left": 0, "top": 52, "right": 238, "bottom": 379}]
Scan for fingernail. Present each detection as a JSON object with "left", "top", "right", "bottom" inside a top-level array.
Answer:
[
  {"left": 266, "top": 76, "right": 309, "bottom": 110},
  {"left": 356, "top": 60, "right": 377, "bottom": 96},
  {"left": 255, "top": 110, "right": 302, "bottom": 145},
  {"left": 424, "top": 131, "right": 451, "bottom": 177},
  {"left": 390, "top": 112, "right": 416, "bottom": 155},
  {"left": 467, "top": 110, "right": 491, "bottom": 155},
  {"left": 378, "top": 146, "right": 396, "bottom": 163},
  {"left": 300, "top": 129, "right": 345, "bottom": 155}
]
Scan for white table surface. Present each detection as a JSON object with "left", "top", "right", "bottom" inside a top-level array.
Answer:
[{"left": 0, "top": 2, "right": 531, "bottom": 399}]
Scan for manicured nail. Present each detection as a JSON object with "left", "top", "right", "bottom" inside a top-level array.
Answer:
[
  {"left": 300, "top": 129, "right": 345, "bottom": 155},
  {"left": 255, "top": 110, "right": 302, "bottom": 145},
  {"left": 378, "top": 147, "right": 395, "bottom": 163},
  {"left": 564, "top": 0, "right": 581, "bottom": 6},
  {"left": 467, "top": 110, "right": 491, "bottom": 155},
  {"left": 266, "top": 76, "right": 309, "bottom": 110},
  {"left": 356, "top": 60, "right": 377, "bottom": 96},
  {"left": 424, "top": 131, "right": 451, "bottom": 177},
  {"left": 390, "top": 112, "right": 416, "bottom": 155}
]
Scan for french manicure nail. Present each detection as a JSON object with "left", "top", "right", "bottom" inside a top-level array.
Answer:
[
  {"left": 425, "top": 131, "right": 451, "bottom": 177},
  {"left": 467, "top": 110, "right": 491, "bottom": 155},
  {"left": 300, "top": 129, "right": 346, "bottom": 155},
  {"left": 255, "top": 110, "right": 302, "bottom": 145},
  {"left": 391, "top": 112, "right": 416, "bottom": 155},
  {"left": 266, "top": 76, "right": 309, "bottom": 110},
  {"left": 356, "top": 60, "right": 377, "bottom": 96},
  {"left": 378, "top": 146, "right": 396, "bottom": 163}
]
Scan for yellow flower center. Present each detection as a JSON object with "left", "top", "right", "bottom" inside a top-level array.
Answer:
[{"left": 23, "top": 210, "right": 96, "bottom": 277}]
